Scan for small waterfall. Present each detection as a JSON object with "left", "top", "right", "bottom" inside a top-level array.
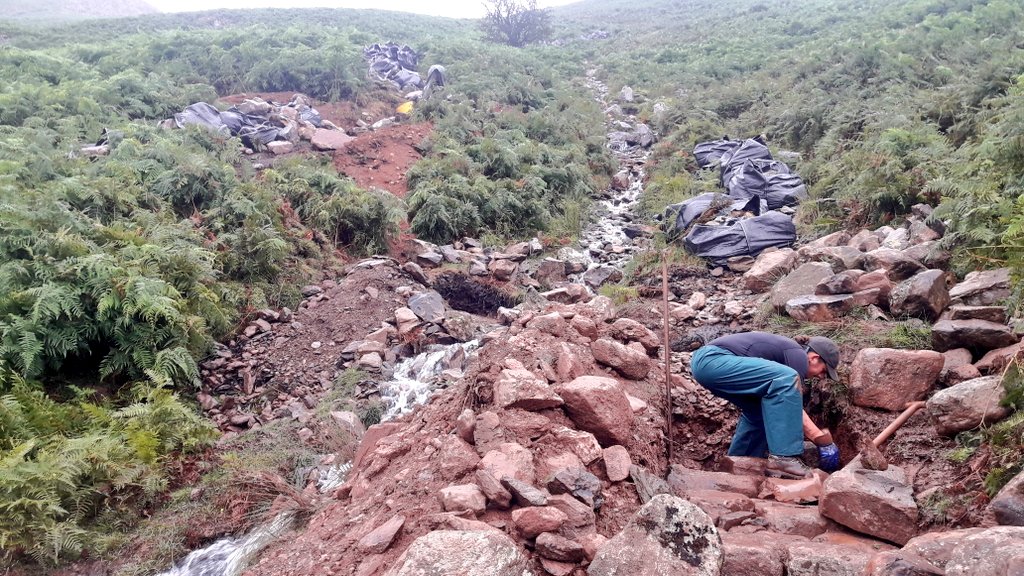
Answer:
[
  {"left": 155, "top": 511, "right": 295, "bottom": 576},
  {"left": 379, "top": 340, "right": 479, "bottom": 421},
  {"left": 156, "top": 342, "right": 475, "bottom": 575}
]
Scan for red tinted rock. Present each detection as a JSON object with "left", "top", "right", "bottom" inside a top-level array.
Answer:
[
  {"left": 889, "top": 269, "right": 950, "bottom": 321},
  {"left": 512, "top": 506, "right": 568, "bottom": 538},
  {"left": 855, "top": 269, "right": 894, "bottom": 301},
  {"left": 948, "top": 268, "right": 1011, "bottom": 306},
  {"left": 501, "top": 477, "right": 548, "bottom": 506},
  {"left": 820, "top": 460, "right": 919, "bottom": 545},
  {"left": 591, "top": 337, "right": 651, "bottom": 379},
  {"left": 456, "top": 408, "right": 476, "bottom": 443},
  {"left": 569, "top": 314, "right": 599, "bottom": 340},
  {"left": 536, "top": 531, "right": 586, "bottom": 562},
  {"left": 682, "top": 489, "right": 755, "bottom": 524},
  {"left": 352, "top": 423, "right": 404, "bottom": 469},
  {"left": 439, "top": 484, "right": 486, "bottom": 515},
  {"left": 554, "top": 375, "right": 634, "bottom": 446},
  {"left": 948, "top": 304, "right": 1007, "bottom": 323},
  {"left": 357, "top": 514, "right": 405, "bottom": 553},
  {"left": 759, "top": 474, "right": 823, "bottom": 504},
  {"left": 945, "top": 526, "right": 1024, "bottom": 576},
  {"left": 848, "top": 348, "right": 944, "bottom": 411},
  {"left": 754, "top": 500, "right": 830, "bottom": 538},
  {"left": 527, "top": 312, "right": 568, "bottom": 337},
  {"left": 609, "top": 318, "right": 660, "bottom": 353},
  {"left": 539, "top": 558, "right": 575, "bottom": 576},
  {"left": 603, "top": 445, "right": 632, "bottom": 482},
  {"left": 579, "top": 532, "right": 607, "bottom": 562},
  {"left": 989, "top": 467, "right": 1024, "bottom": 526},
  {"left": 902, "top": 528, "right": 987, "bottom": 569},
  {"left": 479, "top": 442, "right": 535, "bottom": 485},
  {"left": 861, "top": 249, "right": 925, "bottom": 282},
  {"left": 547, "top": 493, "right": 596, "bottom": 539},
  {"left": 473, "top": 411, "right": 506, "bottom": 456},
  {"left": 975, "top": 341, "right": 1024, "bottom": 374},
  {"left": 931, "top": 319, "right": 1019, "bottom": 353},
  {"left": 542, "top": 426, "right": 602, "bottom": 465},
  {"left": 667, "top": 465, "right": 762, "bottom": 498},
  {"left": 475, "top": 469, "right": 512, "bottom": 509},
  {"left": 494, "top": 367, "right": 563, "bottom": 411},
  {"left": 719, "top": 456, "right": 767, "bottom": 477},
  {"left": 488, "top": 258, "right": 518, "bottom": 280},
  {"left": 721, "top": 531, "right": 808, "bottom": 576},
  {"left": 785, "top": 294, "right": 855, "bottom": 321},
  {"left": 864, "top": 550, "right": 944, "bottom": 575},
  {"left": 770, "top": 262, "right": 834, "bottom": 309}
]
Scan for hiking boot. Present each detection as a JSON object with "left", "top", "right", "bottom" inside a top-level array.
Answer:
[{"left": 766, "top": 454, "right": 814, "bottom": 479}]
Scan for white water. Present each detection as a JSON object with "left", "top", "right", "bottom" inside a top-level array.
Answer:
[
  {"left": 379, "top": 340, "right": 479, "bottom": 421},
  {"left": 156, "top": 511, "right": 295, "bottom": 576},
  {"left": 156, "top": 341, "right": 475, "bottom": 575}
]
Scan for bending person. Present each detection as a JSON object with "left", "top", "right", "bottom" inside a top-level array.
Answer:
[{"left": 691, "top": 331, "right": 841, "bottom": 479}]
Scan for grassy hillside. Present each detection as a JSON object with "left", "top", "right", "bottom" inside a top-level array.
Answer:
[
  {"left": 0, "top": 0, "right": 157, "bottom": 22},
  {"left": 2, "top": 0, "right": 1024, "bottom": 569}
]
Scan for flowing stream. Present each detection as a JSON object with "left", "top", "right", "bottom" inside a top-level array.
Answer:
[
  {"left": 563, "top": 69, "right": 653, "bottom": 281},
  {"left": 156, "top": 341, "right": 477, "bottom": 576}
]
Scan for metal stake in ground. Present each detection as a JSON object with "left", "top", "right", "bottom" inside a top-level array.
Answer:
[{"left": 661, "top": 250, "right": 673, "bottom": 464}]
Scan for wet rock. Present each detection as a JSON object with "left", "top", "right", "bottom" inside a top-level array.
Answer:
[
  {"left": 583, "top": 265, "right": 623, "bottom": 289},
  {"left": 785, "top": 294, "right": 854, "bottom": 321},
  {"left": 785, "top": 542, "right": 874, "bottom": 576},
  {"left": 820, "top": 459, "right": 919, "bottom": 545},
  {"left": 383, "top": 530, "right": 529, "bottom": 576},
  {"left": 745, "top": 247, "right": 798, "bottom": 291},
  {"left": 889, "top": 269, "right": 949, "bottom": 321},
  {"left": 848, "top": 348, "right": 944, "bottom": 411},
  {"left": 494, "top": 367, "right": 563, "bottom": 411},
  {"left": 861, "top": 249, "right": 925, "bottom": 282},
  {"left": 357, "top": 514, "right": 405, "bottom": 554},
  {"left": 554, "top": 375, "right": 634, "bottom": 446},
  {"left": 770, "top": 262, "right": 834, "bottom": 309},
  {"left": 512, "top": 506, "right": 568, "bottom": 538},
  {"left": 439, "top": 484, "right": 486, "bottom": 515},
  {"left": 927, "top": 375, "right": 1011, "bottom": 436},
  {"left": 589, "top": 494, "right": 722, "bottom": 576},
  {"left": 591, "top": 338, "right": 651, "bottom": 380},
  {"left": 990, "top": 468, "right": 1024, "bottom": 525},
  {"left": 931, "top": 319, "right": 1018, "bottom": 352},
  {"left": 948, "top": 268, "right": 1012, "bottom": 306},
  {"left": 603, "top": 445, "right": 632, "bottom": 482},
  {"left": 945, "top": 526, "right": 1024, "bottom": 576}
]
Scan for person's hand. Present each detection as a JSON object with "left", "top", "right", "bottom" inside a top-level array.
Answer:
[
  {"left": 811, "top": 429, "right": 833, "bottom": 446},
  {"left": 818, "top": 443, "right": 840, "bottom": 472}
]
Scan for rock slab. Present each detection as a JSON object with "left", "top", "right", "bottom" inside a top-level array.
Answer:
[
  {"left": 848, "top": 348, "right": 944, "bottom": 411},
  {"left": 819, "top": 460, "right": 919, "bottom": 545}
]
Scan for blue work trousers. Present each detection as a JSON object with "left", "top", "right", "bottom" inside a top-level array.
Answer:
[{"left": 691, "top": 345, "right": 803, "bottom": 457}]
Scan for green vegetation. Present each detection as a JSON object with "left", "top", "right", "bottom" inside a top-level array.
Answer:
[{"left": 3, "top": 0, "right": 1024, "bottom": 568}]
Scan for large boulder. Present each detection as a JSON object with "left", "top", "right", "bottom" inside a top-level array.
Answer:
[
  {"left": 989, "top": 468, "right": 1024, "bottom": 526},
  {"left": 721, "top": 532, "right": 807, "bottom": 576},
  {"left": 902, "top": 528, "right": 987, "bottom": 570},
  {"left": 770, "top": 262, "right": 835, "bottom": 310},
  {"left": 855, "top": 270, "right": 894, "bottom": 303},
  {"left": 931, "top": 319, "right": 1019, "bottom": 353},
  {"left": 948, "top": 305, "right": 1007, "bottom": 323},
  {"left": 608, "top": 318, "right": 661, "bottom": 353},
  {"left": 948, "top": 268, "right": 1012, "bottom": 306},
  {"left": 588, "top": 494, "right": 723, "bottom": 576},
  {"left": 383, "top": 530, "right": 530, "bottom": 575},
  {"left": 945, "top": 526, "right": 1024, "bottom": 576},
  {"left": 848, "top": 348, "right": 944, "bottom": 411},
  {"left": 889, "top": 269, "right": 949, "bottom": 321},
  {"left": 819, "top": 459, "right": 919, "bottom": 545},
  {"left": 927, "top": 375, "right": 1012, "bottom": 436},
  {"left": 743, "top": 248, "right": 798, "bottom": 293},
  {"left": 554, "top": 376, "right": 635, "bottom": 446},
  {"left": 310, "top": 128, "right": 356, "bottom": 151},
  {"left": 493, "top": 367, "right": 563, "bottom": 411}
]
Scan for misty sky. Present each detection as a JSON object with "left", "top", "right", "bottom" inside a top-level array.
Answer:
[{"left": 145, "top": 0, "right": 578, "bottom": 19}]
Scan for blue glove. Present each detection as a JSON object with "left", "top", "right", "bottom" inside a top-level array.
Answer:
[{"left": 818, "top": 443, "right": 840, "bottom": 472}]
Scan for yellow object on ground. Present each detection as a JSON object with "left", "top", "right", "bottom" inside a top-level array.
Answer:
[{"left": 396, "top": 101, "right": 414, "bottom": 114}]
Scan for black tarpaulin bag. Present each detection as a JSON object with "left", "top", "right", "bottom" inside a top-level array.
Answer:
[
  {"left": 220, "top": 109, "right": 280, "bottom": 147},
  {"left": 726, "top": 159, "right": 807, "bottom": 209},
  {"left": 683, "top": 210, "right": 796, "bottom": 265},
  {"left": 173, "top": 102, "right": 229, "bottom": 134},
  {"left": 664, "top": 193, "right": 766, "bottom": 237},
  {"left": 719, "top": 137, "right": 772, "bottom": 186},
  {"left": 693, "top": 139, "right": 740, "bottom": 168}
]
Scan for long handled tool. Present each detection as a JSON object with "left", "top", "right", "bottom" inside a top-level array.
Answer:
[{"left": 850, "top": 400, "right": 927, "bottom": 471}]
